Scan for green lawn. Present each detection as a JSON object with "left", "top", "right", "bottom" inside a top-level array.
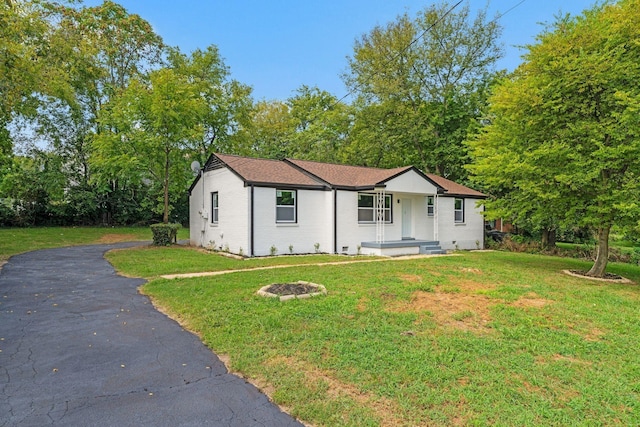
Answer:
[
  {"left": 108, "top": 247, "right": 640, "bottom": 426},
  {"left": 105, "top": 245, "right": 377, "bottom": 278},
  {"left": 557, "top": 239, "right": 640, "bottom": 255},
  {"left": 0, "top": 226, "right": 189, "bottom": 261}
]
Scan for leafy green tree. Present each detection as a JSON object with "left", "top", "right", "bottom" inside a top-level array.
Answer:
[
  {"left": 0, "top": 151, "right": 67, "bottom": 225},
  {"left": 93, "top": 63, "right": 204, "bottom": 223},
  {"left": 287, "top": 86, "right": 352, "bottom": 163},
  {"left": 94, "top": 45, "right": 250, "bottom": 224},
  {"left": 46, "top": 1, "right": 164, "bottom": 220},
  {"left": 166, "top": 46, "right": 253, "bottom": 163},
  {"left": 233, "top": 100, "right": 293, "bottom": 158},
  {"left": 468, "top": 0, "right": 640, "bottom": 277},
  {"left": 3, "top": 1, "right": 165, "bottom": 225},
  {"left": 343, "top": 1, "right": 502, "bottom": 180},
  {"left": 234, "top": 86, "right": 351, "bottom": 162},
  {"left": 0, "top": 0, "right": 71, "bottom": 169}
]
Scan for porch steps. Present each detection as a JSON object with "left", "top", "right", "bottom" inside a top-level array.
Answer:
[
  {"left": 419, "top": 242, "right": 446, "bottom": 255},
  {"left": 359, "top": 240, "right": 447, "bottom": 256}
]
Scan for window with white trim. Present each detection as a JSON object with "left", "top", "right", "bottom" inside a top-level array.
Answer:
[
  {"left": 427, "top": 196, "right": 435, "bottom": 217},
  {"left": 211, "top": 192, "right": 219, "bottom": 224},
  {"left": 358, "top": 193, "right": 392, "bottom": 223},
  {"left": 276, "top": 189, "right": 296, "bottom": 223},
  {"left": 454, "top": 198, "right": 465, "bottom": 223}
]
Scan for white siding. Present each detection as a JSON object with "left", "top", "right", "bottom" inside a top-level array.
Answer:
[
  {"left": 411, "top": 195, "right": 433, "bottom": 240},
  {"left": 189, "top": 168, "right": 249, "bottom": 254},
  {"left": 334, "top": 190, "right": 403, "bottom": 254},
  {"left": 384, "top": 170, "right": 439, "bottom": 195},
  {"left": 189, "top": 176, "right": 204, "bottom": 246},
  {"left": 189, "top": 164, "right": 486, "bottom": 256},
  {"left": 252, "top": 187, "right": 332, "bottom": 256},
  {"left": 336, "top": 191, "right": 368, "bottom": 254},
  {"left": 437, "top": 197, "right": 485, "bottom": 250}
]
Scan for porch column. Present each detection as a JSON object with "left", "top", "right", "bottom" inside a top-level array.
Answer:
[
  {"left": 433, "top": 194, "right": 439, "bottom": 242},
  {"left": 375, "top": 186, "right": 386, "bottom": 243}
]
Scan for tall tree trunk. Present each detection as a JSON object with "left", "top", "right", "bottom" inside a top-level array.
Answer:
[
  {"left": 587, "top": 226, "right": 610, "bottom": 277},
  {"left": 163, "top": 149, "right": 170, "bottom": 224},
  {"left": 541, "top": 228, "right": 556, "bottom": 249}
]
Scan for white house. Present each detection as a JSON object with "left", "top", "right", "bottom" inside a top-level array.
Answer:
[{"left": 188, "top": 153, "right": 486, "bottom": 257}]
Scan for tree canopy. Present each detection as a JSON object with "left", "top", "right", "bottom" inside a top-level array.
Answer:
[
  {"left": 93, "top": 47, "right": 248, "bottom": 223},
  {"left": 342, "top": 1, "right": 502, "bottom": 180},
  {"left": 1, "top": 1, "right": 251, "bottom": 226},
  {"left": 467, "top": 0, "right": 640, "bottom": 277}
]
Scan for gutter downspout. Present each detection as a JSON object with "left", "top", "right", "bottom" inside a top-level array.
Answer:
[
  {"left": 333, "top": 189, "right": 337, "bottom": 254},
  {"left": 200, "top": 169, "right": 205, "bottom": 247},
  {"left": 250, "top": 184, "right": 255, "bottom": 257}
]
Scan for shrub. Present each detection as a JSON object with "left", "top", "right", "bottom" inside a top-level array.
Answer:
[
  {"left": 0, "top": 200, "right": 17, "bottom": 227},
  {"left": 150, "top": 223, "right": 180, "bottom": 246}
]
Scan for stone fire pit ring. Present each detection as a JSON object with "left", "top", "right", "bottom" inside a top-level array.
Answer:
[{"left": 257, "top": 281, "right": 327, "bottom": 302}]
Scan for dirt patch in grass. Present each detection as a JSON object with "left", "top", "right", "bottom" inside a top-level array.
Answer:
[
  {"left": 584, "top": 328, "right": 606, "bottom": 342},
  {"left": 535, "top": 354, "right": 593, "bottom": 366},
  {"left": 265, "top": 355, "right": 405, "bottom": 426},
  {"left": 390, "top": 290, "right": 493, "bottom": 332},
  {"left": 96, "top": 233, "right": 141, "bottom": 244},
  {"left": 459, "top": 267, "right": 483, "bottom": 275},
  {"left": 446, "top": 279, "right": 495, "bottom": 292},
  {"left": 398, "top": 273, "right": 422, "bottom": 282},
  {"left": 387, "top": 279, "right": 497, "bottom": 331},
  {"left": 511, "top": 292, "right": 552, "bottom": 309},
  {"left": 356, "top": 297, "right": 369, "bottom": 312},
  {"left": 551, "top": 354, "right": 593, "bottom": 365},
  {"left": 387, "top": 277, "right": 563, "bottom": 334}
]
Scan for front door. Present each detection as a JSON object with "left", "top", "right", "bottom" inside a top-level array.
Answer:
[{"left": 402, "top": 199, "right": 412, "bottom": 239}]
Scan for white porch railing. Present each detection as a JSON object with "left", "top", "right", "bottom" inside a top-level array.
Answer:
[{"left": 375, "top": 188, "right": 386, "bottom": 243}]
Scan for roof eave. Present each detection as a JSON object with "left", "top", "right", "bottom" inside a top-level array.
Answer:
[
  {"left": 187, "top": 153, "right": 216, "bottom": 195},
  {"left": 245, "top": 181, "right": 330, "bottom": 191},
  {"left": 440, "top": 192, "right": 487, "bottom": 199}
]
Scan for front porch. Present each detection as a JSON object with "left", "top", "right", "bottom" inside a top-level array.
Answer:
[{"left": 360, "top": 239, "right": 446, "bottom": 257}]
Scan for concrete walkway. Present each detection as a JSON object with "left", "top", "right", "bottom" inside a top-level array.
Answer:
[
  {"left": 0, "top": 243, "right": 302, "bottom": 427},
  {"left": 161, "top": 253, "right": 455, "bottom": 280}
]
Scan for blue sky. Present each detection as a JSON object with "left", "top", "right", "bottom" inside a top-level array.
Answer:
[{"left": 82, "top": 0, "right": 596, "bottom": 101}]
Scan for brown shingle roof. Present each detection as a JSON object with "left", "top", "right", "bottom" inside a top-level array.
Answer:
[
  {"left": 198, "top": 153, "right": 485, "bottom": 197},
  {"left": 426, "top": 173, "right": 485, "bottom": 197},
  {"left": 215, "top": 153, "right": 325, "bottom": 188},
  {"left": 286, "top": 158, "right": 412, "bottom": 188}
]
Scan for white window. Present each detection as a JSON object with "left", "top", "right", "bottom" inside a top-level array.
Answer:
[
  {"left": 211, "top": 192, "right": 219, "bottom": 224},
  {"left": 427, "top": 196, "right": 435, "bottom": 217},
  {"left": 358, "top": 193, "right": 392, "bottom": 223},
  {"left": 454, "top": 198, "right": 464, "bottom": 223},
  {"left": 276, "top": 189, "right": 296, "bottom": 223}
]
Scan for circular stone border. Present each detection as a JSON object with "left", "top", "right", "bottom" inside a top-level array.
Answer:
[
  {"left": 562, "top": 269, "right": 633, "bottom": 284},
  {"left": 257, "top": 281, "right": 327, "bottom": 302}
]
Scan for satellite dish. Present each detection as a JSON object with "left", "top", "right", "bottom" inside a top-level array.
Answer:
[{"left": 190, "top": 160, "right": 201, "bottom": 175}]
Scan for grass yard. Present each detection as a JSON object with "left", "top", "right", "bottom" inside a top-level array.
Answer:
[
  {"left": 556, "top": 239, "right": 640, "bottom": 256},
  {"left": 105, "top": 245, "right": 367, "bottom": 278},
  {"left": 108, "top": 246, "right": 640, "bottom": 426},
  {"left": 0, "top": 226, "right": 189, "bottom": 261}
]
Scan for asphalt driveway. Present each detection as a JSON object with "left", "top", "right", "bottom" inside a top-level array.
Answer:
[{"left": 0, "top": 243, "right": 302, "bottom": 426}]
